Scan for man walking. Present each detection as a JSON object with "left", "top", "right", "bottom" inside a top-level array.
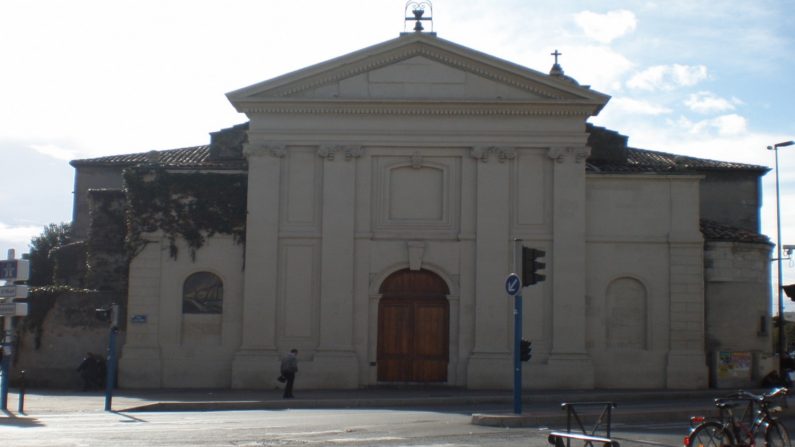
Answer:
[{"left": 280, "top": 349, "right": 298, "bottom": 399}]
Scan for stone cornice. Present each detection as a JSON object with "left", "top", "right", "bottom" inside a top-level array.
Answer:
[
  {"left": 266, "top": 43, "right": 575, "bottom": 100},
  {"left": 234, "top": 100, "right": 601, "bottom": 117}
]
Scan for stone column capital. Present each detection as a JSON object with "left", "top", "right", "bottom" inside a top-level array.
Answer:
[
  {"left": 470, "top": 146, "right": 516, "bottom": 163},
  {"left": 318, "top": 145, "right": 365, "bottom": 161},
  {"left": 547, "top": 146, "right": 591, "bottom": 164}
]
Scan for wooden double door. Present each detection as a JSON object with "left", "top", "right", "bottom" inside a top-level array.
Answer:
[{"left": 377, "top": 269, "right": 450, "bottom": 383}]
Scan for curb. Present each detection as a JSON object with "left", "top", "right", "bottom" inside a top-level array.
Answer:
[
  {"left": 123, "top": 395, "right": 516, "bottom": 412},
  {"left": 471, "top": 409, "right": 701, "bottom": 428}
]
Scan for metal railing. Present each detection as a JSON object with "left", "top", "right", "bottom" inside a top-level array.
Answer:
[{"left": 548, "top": 401, "right": 619, "bottom": 447}]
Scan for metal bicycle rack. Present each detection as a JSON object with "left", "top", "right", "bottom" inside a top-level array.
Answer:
[{"left": 547, "top": 402, "right": 620, "bottom": 447}]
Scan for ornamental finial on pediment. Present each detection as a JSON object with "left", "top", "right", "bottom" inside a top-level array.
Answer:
[{"left": 404, "top": 1, "right": 434, "bottom": 34}]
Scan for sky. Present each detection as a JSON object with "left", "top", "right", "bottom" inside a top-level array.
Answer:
[{"left": 1, "top": 0, "right": 794, "bottom": 300}]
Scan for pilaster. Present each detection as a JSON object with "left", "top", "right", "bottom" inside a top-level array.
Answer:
[
  {"left": 313, "top": 144, "right": 361, "bottom": 386},
  {"left": 665, "top": 179, "right": 708, "bottom": 388},
  {"left": 467, "top": 146, "right": 513, "bottom": 387},
  {"left": 231, "top": 143, "right": 283, "bottom": 387},
  {"left": 119, "top": 240, "right": 164, "bottom": 388},
  {"left": 545, "top": 145, "right": 594, "bottom": 387},
  {"left": 317, "top": 145, "right": 361, "bottom": 351}
]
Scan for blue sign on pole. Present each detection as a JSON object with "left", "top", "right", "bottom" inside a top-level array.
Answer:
[
  {"left": 0, "top": 259, "right": 29, "bottom": 281},
  {"left": 0, "top": 261, "right": 17, "bottom": 280},
  {"left": 505, "top": 273, "right": 521, "bottom": 296}
]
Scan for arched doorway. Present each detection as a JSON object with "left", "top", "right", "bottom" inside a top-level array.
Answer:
[{"left": 377, "top": 268, "right": 450, "bottom": 383}]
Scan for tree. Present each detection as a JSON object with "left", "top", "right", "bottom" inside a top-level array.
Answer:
[{"left": 25, "top": 222, "right": 73, "bottom": 286}]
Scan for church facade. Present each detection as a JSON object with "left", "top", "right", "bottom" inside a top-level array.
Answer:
[{"left": 71, "top": 32, "right": 773, "bottom": 390}]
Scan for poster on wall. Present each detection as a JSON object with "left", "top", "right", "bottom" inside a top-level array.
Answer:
[{"left": 718, "top": 351, "right": 752, "bottom": 380}]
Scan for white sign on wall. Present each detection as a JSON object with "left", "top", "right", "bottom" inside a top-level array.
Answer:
[{"left": 0, "top": 302, "right": 28, "bottom": 317}]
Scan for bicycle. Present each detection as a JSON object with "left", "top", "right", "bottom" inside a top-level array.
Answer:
[{"left": 685, "top": 387, "right": 790, "bottom": 447}]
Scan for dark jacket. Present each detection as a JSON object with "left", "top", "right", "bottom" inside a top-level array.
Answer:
[{"left": 280, "top": 353, "right": 298, "bottom": 374}]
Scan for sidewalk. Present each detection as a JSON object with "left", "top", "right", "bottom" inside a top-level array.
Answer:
[{"left": 1, "top": 386, "right": 764, "bottom": 427}]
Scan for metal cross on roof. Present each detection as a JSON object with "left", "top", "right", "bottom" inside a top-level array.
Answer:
[
  {"left": 549, "top": 49, "right": 566, "bottom": 78},
  {"left": 404, "top": 1, "right": 433, "bottom": 33}
]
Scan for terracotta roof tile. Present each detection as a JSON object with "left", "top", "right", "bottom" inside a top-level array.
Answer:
[
  {"left": 70, "top": 146, "right": 246, "bottom": 170},
  {"left": 71, "top": 122, "right": 767, "bottom": 175},
  {"left": 589, "top": 148, "right": 768, "bottom": 173},
  {"left": 700, "top": 219, "right": 771, "bottom": 244}
]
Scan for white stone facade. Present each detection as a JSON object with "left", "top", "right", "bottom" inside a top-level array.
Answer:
[{"left": 119, "top": 33, "right": 721, "bottom": 389}]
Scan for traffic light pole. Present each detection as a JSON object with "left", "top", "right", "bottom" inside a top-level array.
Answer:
[
  {"left": 513, "top": 292, "right": 522, "bottom": 414},
  {"left": 104, "top": 304, "right": 119, "bottom": 412},
  {"left": 513, "top": 239, "right": 523, "bottom": 415},
  {"left": 0, "top": 316, "right": 10, "bottom": 410}
]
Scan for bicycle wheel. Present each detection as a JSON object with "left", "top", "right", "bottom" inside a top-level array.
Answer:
[
  {"left": 688, "top": 421, "right": 734, "bottom": 447},
  {"left": 765, "top": 420, "right": 791, "bottom": 447}
]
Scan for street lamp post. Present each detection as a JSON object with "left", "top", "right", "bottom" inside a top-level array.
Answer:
[{"left": 768, "top": 140, "right": 794, "bottom": 375}]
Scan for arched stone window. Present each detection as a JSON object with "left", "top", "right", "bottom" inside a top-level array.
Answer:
[
  {"left": 606, "top": 277, "right": 647, "bottom": 350},
  {"left": 182, "top": 272, "right": 223, "bottom": 314}
]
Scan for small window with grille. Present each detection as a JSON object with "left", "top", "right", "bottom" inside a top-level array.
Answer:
[{"left": 182, "top": 272, "right": 223, "bottom": 314}]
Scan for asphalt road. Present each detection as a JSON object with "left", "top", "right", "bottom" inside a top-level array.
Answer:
[{"left": 0, "top": 407, "right": 701, "bottom": 447}]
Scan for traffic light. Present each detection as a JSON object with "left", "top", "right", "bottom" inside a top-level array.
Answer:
[
  {"left": 521, "top": 247, "right": 546, "bottom": 286},
  {"left": 95, "top": 304, "right": 120, "bottom": 329},
  {"left": 520, "top": 339, "right": 532, "bottom": 361},
  {"left": 784, "top": 284, "right": 795, "bottom": 301},
  {"left": 95, "top": 306, "right": 112, "bottom": 322}
]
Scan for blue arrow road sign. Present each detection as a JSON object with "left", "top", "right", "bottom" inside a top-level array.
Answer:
[
  {"left": 0, "top": 261, "right": 17, "bottom": 280},
  {"left": 505, "top": 273, "right": 521, "bottom": 296},
  {"left": 0, "top": 260, "right": 29, "bottom": 281}
]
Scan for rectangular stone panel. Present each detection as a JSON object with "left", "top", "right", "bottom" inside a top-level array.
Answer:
[
  {"left": 514, "top": 151, "right": 546, "bottom": 226},
  {"left": 281, "top": 242, "right": 317, "bottom": 338},
  {"left": 372, "top": 152, "right": 460, "bottom": 236},
  {"left": 282, "top": 147, "right": 320, "bottom": 229}
]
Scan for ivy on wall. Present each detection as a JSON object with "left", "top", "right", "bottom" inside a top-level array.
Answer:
[
  {"left": 123, "top": 166, "right": 247, "bottom": 260},
  {"left": 21, "top": 286, "right": 92, "bottom": 349},
  {"left": 86, "top": 189, "right": 129, "bottom": 291}
]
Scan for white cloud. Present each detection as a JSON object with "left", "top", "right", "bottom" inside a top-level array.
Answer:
[
  {"left": 557, "top": 45, "right": 634, "bottom": 92},
  {"left": 711, "top": 114, "right": 748, "bottom": 135},
  {"left": 627, "top": 64, "right": 709, "bottom": 91},
  {"left": 29, "top": 144, "right": 78, "bottom": 161},
  {"left": 0, "top": 222, "right": 39, "bottom": 257},
  {"left": 607, "top": 97, "right": 672, "bottom": 116},
  {"left": 574, "top": 10, "right": 637, "bottom": 44},
  {"left": 684, "top": 91, "right": 740, "bottom": 114},
  {"left": 673, "top": 114, "right": 747, "bottom": 137}
]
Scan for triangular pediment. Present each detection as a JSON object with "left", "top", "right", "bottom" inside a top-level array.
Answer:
[{"left": 227, "top": 33, "right": 609, "bottom": 115}]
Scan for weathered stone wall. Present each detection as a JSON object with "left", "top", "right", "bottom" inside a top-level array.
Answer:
[
  {"left": 10, "top": 290, "right": 124, "bottom": 389},
  {"left": 701, "top": 171, "right": 763, "bottom": 233},
  {"left": 70, "top": 164, "right": 127, "bottom": 240},
  {"left": 704, "top": 241, "right": 773, "bottom": 387}
]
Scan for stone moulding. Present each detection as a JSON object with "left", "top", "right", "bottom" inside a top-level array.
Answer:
[
  {"left": 268, "top": 43, "right": 574, "bottom": 100},
  {"left": 233, "top": 101, "right": 601, "bottom": 117}
]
